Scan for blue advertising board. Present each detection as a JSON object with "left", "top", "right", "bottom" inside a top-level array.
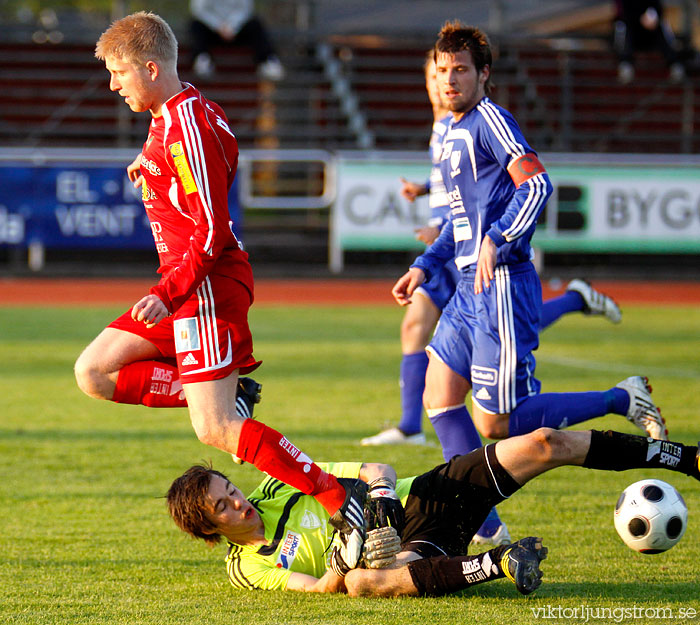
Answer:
[{"left": 0, "top": 157, "right": 241, "bottom": 249}]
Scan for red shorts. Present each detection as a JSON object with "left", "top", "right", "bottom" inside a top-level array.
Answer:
[{"left": 109, "top": 274, "right": 261, "bottom": 383}]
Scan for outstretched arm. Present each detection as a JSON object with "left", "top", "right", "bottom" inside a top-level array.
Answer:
[
  {"left": 284, "top": 570, "right": 347, "bottom": 593},
  {"left": 359, "top": 462, "right": 397, "bottom": 486},
  {"left": 345, "top": 563, "right": 419, "bottom": 597},
  {"left": 284, "top": 555, "right": 421, "bottom": 596}
]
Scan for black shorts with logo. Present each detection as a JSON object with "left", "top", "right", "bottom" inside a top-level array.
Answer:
[{"left": 401, "top": 444, "right": 521, "bottom": 557}]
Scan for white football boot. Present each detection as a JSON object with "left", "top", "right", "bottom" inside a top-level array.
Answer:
[
  {"left": 616, "top": 375, "right": 668, "bottom": 440},
  {"left": 566, "top": 279, "right": 622, "bottom": 324},
  {"left": 471, "top": 522, "right": 512, "bottom": 547},
  {"left": 361, "top": 427, "right": 427, "bottom": 446}
]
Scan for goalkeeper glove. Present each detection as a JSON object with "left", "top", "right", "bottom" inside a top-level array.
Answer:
[
  {"left": 362, "top": 526, "right": 402, "bottom": 569},
  {"left": 364, "top": 477, "right": 405, "bottom": 534},
  {"left": 329, "top": 527, "right": 365, "bottom": 577}
]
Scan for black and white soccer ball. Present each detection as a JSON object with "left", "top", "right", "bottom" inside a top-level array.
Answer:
[{"left": 614, "top": 479, "right": 687, "bottom": 554}]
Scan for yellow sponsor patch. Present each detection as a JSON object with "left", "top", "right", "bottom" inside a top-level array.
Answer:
[{"left": 169, "top": 141, "right": 198, "bottom": 195}]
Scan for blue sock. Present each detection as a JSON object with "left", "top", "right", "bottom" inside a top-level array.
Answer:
[
  {"left": 477, "top": 507, "right": 503, "bottom": 538},
  {"left": 397, "top": 352, "right": 429, "bottom": 435},
  {"left": 539, "top": 291, "right": 585, "bottom": 330},
  {"left": 429, "top": 405, "right": 483, "bottom": 462},
  {"left": 509, "top": 391, "right": 613, "bottom": 436},
  {"left": 607, "top": 387, "right": 630, "bottom": 415}
]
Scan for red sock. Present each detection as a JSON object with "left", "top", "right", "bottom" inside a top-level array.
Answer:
[
  {"left": 236, "top": 419, "right": 346, "bottom": 515},
  {"left": 112, "top": 361, "right": 188, "bottom": 408}
]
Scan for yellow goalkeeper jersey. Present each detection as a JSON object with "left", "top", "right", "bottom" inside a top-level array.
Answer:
[{"left": 224, "top": 462, "right": 414, "bottom": 591}]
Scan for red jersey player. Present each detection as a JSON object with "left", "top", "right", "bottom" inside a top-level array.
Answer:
[{"left": 75, "top": 11, "right": 366, "bottom": 544}]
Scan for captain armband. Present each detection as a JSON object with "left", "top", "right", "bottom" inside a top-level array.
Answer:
[{"left": 507, "top": 153, "right": 546, "bottom": 187}]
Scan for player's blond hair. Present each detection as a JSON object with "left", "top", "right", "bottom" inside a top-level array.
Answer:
[{"left": 95, "top": 11, "right": 178, "bottom": 71}]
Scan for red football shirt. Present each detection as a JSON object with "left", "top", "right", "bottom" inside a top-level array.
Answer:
[{"left": 138, "top": 82, "right": 253, "bottom": 313}]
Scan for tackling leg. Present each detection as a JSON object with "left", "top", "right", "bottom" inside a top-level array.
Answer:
[{"left": 494, "top": 427, "right": 700, "bottom": 486}]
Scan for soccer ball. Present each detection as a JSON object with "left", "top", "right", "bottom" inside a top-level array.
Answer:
[{"left": 614, "top": 479, "right": 687, "bottom": 554}]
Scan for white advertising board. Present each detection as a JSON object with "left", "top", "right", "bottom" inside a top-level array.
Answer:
[
  {"left": 331, "top": 155, "right": 431, "bottom": 271},
  {"left": 332, "top": 154, "right": 700, "bottom": 270}
]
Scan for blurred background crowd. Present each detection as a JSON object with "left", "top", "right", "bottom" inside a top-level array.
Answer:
[{"left": 1, "top": 0, "right": 700, "bottom": 278}]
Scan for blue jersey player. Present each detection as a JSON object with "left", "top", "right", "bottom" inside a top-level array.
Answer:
[
  {"left": 364, "top": 50, "right": 626, "bottom": 450},
  {"left": 366, "top": 45, "right": 627, "bottom": 546},
  {"left": 391, "top": 23, "right": 668, "bottom": 525}
]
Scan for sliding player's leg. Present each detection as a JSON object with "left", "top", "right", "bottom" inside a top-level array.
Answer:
[
  {"left": 423, "top": 354, "right": 509, "bottom": 544},
  {"left": 493, "top": 427, "right": 699, "bottom": 487}
]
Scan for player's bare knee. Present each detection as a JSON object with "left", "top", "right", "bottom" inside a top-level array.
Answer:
[
  {"left": 192, "top": 427, "right": 217, "bottom": 448},
  {"left": 479, "top": 420, "right": 509, "bottom": 440},
  {"left": 527, "top": 427, "right": 563, "bottom": 462},
  {"left": 189, "top": 414, "right": 219, "bottom": 447},
  {"left": 401, "top": 318, "right": 431, "bottom": 351},
  {"left": 74, "top": 355, "right": 109, "bottom": 400},
  {"left": 345, "top": 570, "right": 383, "bottom": 597},
  {"left": 400, "top": 314, "right": 416, "bottom": 338},
  {"left": 190, "top": 412, "right": 240, "bottom": 448},
  {"left": 473, "top": 409, "right": 509, "bottom": 439}
]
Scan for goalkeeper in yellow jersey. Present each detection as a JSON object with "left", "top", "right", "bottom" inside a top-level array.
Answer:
[{"left": 167, "top": 427, "right": 700, "bottom": 596}]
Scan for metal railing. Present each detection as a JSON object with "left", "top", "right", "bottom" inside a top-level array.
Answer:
[{"left": 238, "top": 149, "right": 336, "bottom": 209}]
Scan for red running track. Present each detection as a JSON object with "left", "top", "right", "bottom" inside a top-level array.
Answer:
[{"left": 1, "top": 277, "right": 700, "bottom": 306}]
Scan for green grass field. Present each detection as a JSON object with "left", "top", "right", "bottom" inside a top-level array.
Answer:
[{"left": 1, "top": 303, "right": 699, "bottom": 624}]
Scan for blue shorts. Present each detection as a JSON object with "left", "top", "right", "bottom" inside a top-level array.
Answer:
[
  {"left": 427, "top": 262, "right": 542, "bottom": 414},
  {"left": 414, "top": 261, "right": 459, "bottom": 311}
]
